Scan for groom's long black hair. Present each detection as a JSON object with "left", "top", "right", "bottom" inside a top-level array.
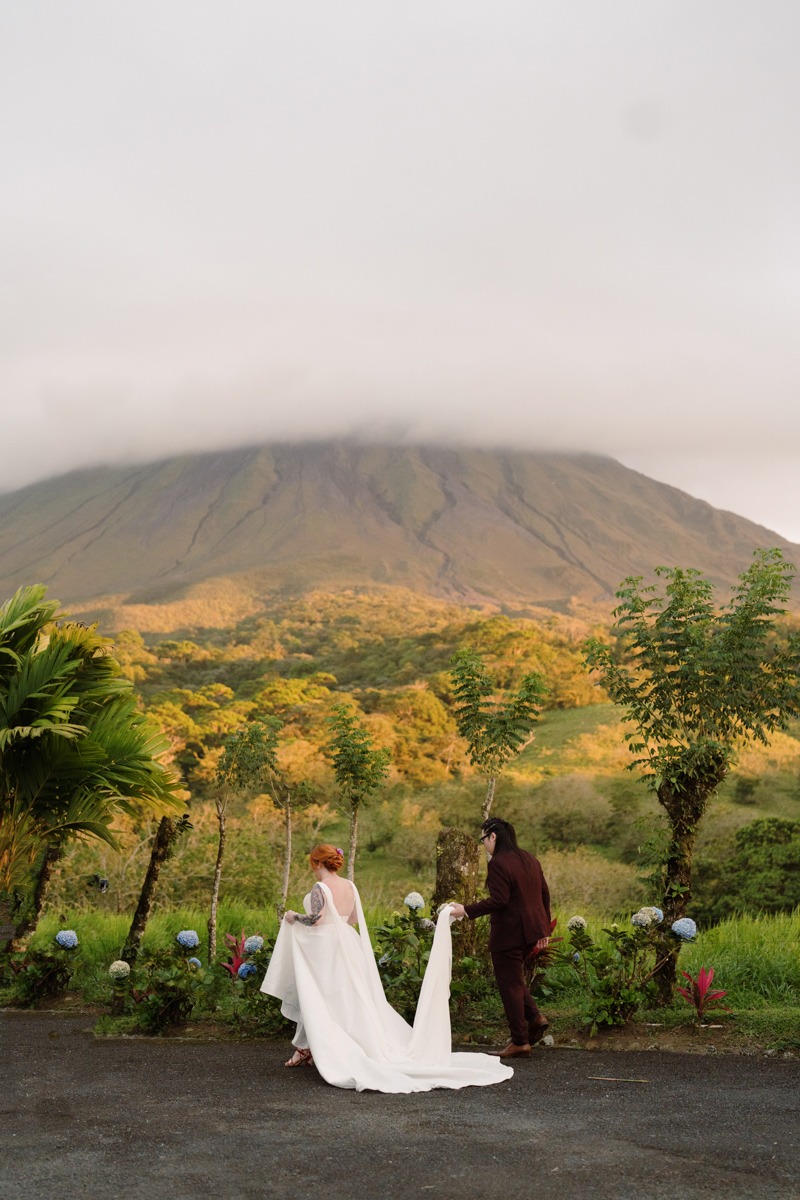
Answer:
[{"left": 481, "top": 817, "right": 522, "bottom": 857}]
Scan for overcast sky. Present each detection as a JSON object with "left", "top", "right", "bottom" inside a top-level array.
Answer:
[{"left": 2, "top": 1, "right": 799, "bottom": 540}]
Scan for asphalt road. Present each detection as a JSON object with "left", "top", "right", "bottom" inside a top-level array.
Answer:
[{"left": 1, "top": 1013, "right": 798, "bottom": 1200}]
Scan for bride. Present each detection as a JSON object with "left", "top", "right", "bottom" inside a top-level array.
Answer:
[{"left": 261, "top": 844, "right": 513, "bottom": 1093}]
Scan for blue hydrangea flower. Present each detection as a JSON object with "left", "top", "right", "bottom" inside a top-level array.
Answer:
[
  {"left": 572, "top": 952, "right": 581, "bottom": 963},
  {"left": 187, "top": 957, "right": 202, "bottom": 968},
  {"left": 243, "top": 936, "right": 264, "bottom": 955},
  {"left": 671, "top": 917, "right": 697, "bottom": 941},
  {"left": 55, "top": 929, "right": 78, "bottom": 949},
  {"left": 378, "top": 953, "right": 391, "bottom": 967},
  {"left": 237, "top": 962, "right": 258, "bottom": 980},
  {"left": 176, "top": 930, "right": 200, "bottom": 949}
]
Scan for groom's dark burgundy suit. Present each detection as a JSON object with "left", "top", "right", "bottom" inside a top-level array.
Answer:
[{"left": 464, "top": 848, "right": 551, "bottom": 1046}]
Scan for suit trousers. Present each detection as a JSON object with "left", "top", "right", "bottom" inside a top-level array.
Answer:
[{"left": 490, "top": 946, "right": 541, "bottom": 1046}]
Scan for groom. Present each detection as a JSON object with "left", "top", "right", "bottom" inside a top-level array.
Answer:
[{"left": 450, "top": 817, "right": 551, "bottom": 1059}]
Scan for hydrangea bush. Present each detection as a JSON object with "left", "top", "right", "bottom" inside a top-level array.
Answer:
[
  {"left": 374, "top": 893, "right": 436, "bottom": 1022},
  {"left": 108, "top": 958, "right": 131, "bottom": 1015},
  {"left": 132, "top": 945, "right": 211, "bottom": 1034},
  {"left": 561, "top": 907, "right": 698, "bottom": 1032},
  {"left": 225, "top": 936, "right": 289, "bottom": 1033},
  {"left": 9, "top": 930, "right": 81, "bottom": 1005}
]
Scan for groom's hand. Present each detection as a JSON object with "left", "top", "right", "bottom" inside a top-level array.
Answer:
[{"left": 450, "top": 903, "right": 466, "bottom": 919}]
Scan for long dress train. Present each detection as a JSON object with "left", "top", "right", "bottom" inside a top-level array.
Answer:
[{"left": 260, "top": 881, "right": 513, "bottom": 1093}]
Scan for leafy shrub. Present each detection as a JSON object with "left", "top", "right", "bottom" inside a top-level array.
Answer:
[
  {"left": 560, "top": 908, "right": 696, "bottom": 1033},
  {"left": 373, "top": 899, "right": 437, "bottom": 1022},
  {"left": 132, "top": 938, "right": 211, "bottom": 1033},
  {"left": 10, "top": 931, "right": 80, "bottom": 1005}
]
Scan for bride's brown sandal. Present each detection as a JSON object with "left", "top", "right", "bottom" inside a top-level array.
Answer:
[{"left": 284, "top": 1048, "right": 314, "bottom": 1068}]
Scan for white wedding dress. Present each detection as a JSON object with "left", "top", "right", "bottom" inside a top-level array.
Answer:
[{"left": 261, "top": 880, "right": 513, "bottom": 1092}]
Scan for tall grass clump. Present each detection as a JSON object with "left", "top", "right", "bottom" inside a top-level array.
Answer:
[{"left": 680, "top": 909, "right": 800, "bottom": 1006}]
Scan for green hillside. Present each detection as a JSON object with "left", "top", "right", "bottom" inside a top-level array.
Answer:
[{"left": 41, "top": 587, "right": 800, "bottom": 924}]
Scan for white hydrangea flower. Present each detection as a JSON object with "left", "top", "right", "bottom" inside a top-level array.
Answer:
[
  {"left": 566, "top": 916, "right": 587, "bottom": 931},
  {"left": 108, "top": 960, "right": 131, "bottom": 980},
  {"left": 404, "top": 892, "right": 425, "bottom": 911},
  {"left": 631, "top": 911, "right": 650, "bottom": 927},
  {"left": 638, "top": 906, "right": 663, "bottom": 923}
]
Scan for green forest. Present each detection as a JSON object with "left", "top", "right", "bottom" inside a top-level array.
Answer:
[{"left": 46, "top": 583, "right": 800, "bottom": 924}]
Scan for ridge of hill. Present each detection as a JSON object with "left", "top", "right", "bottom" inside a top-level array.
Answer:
[{"left": 0, "top": 441, "right": 796, "bottom": 626}]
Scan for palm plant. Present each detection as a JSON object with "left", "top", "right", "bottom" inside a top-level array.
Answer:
[{"left": 1, "top": 585, "right": 181, "bottom": 954}]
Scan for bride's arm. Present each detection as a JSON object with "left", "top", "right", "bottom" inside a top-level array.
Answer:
[{"left": 288, "top": 883, "right": 325, "bottom": 926}]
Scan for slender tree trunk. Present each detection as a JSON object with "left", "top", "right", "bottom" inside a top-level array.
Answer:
[
  {"left": 9, "top": 842, "right": 63, "bottom": 950},
  {"left": 653, "top": 778, "right": 718, "bottom": 1005},
  {"left": 481, "top": 777, "right": 496, "bottom": 822},
  {"left": 444, "top": 736, "right": 456, "bottom": 775},
  {"left": 279, "top": 799, "right": 292, "bottom": 919},
  {"left": 122, "top": 816, "right": 177, "bottom": 965},
  {"left": 207, "top": 795, "right": 227, "bottom": 966},
  {"left": 347, "top": 803, "right": 359, "bottom": 882}
]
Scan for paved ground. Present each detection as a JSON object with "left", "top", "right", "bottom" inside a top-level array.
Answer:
[{"left": 1, "top": 1013, "right": 798, "bottom": 1200}]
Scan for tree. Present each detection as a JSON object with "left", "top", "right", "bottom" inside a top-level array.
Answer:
[
  {"left": 0, "top": 585, "right": 181, "bottom": 957},
  {"left": 584, "top": 549, "right": 800, "bottom": 999},
  {"left": 210, "top": 718, "right": 276, "bottom": 962},
  {"left": 325, "top": 704, "right": 390, "bottom": 881},
  {"left": 122, "top": 813, "right": 191, "bottom": 965},
  {"left": 212, "top": 715, "right": 313, "bottom": 947},
  {"left": 693, "top": 817, "right": 800, "bottom": 923},
  {"left": 450, "top": 648, "right": 546, "bottom": 820}
]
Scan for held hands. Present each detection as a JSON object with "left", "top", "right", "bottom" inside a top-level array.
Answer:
[
  {"left": 284, "top": 911, "right": 297, "bottom": 924},
  {"left": 449, "top": 903, "right": 466, "bottom": 920}
]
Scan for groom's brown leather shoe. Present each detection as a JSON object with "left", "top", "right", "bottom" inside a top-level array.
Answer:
[
  {"left": 528, "top": 1015, "right": 549, "bottom": 1046},
  {"left": 489, "top": 1042, "right": 531, "bottom": 1058}
]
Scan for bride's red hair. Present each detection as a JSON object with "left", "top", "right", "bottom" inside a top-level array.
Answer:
[{"left": 309, "top": 844, "right": 344, "bottom": 873}]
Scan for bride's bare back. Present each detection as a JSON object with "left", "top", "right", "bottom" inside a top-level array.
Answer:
[{"left": 323, "top": 875, "right": 356, "bottom": 920}]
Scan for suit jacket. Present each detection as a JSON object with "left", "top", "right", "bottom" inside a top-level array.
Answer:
[{"left": 464, "top": 849, "right": 551, "bottom": 953}]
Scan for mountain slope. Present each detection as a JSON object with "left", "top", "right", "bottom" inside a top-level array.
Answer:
[{"left": 0, "top": 441, "right": 796, "bottom": 619}]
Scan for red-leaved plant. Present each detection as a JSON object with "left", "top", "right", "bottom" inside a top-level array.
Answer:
[
  {"left": 676, "top": 967, "right": 730, "bottom": 1023},
  {"left": 221, "top": 930, "right": 248, "bottom": 977}
]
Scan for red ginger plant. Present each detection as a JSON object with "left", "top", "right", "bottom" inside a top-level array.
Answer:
[
  {"left": 221, "top": 930, "right": 248, "bottom": 977},
  {"left": 676, "top": 967, "right": 730, "bottom": 1023}
]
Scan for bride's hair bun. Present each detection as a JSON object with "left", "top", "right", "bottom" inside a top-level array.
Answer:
[{"left": 309, "top": 843, "right": 344, "bottom": 872}]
